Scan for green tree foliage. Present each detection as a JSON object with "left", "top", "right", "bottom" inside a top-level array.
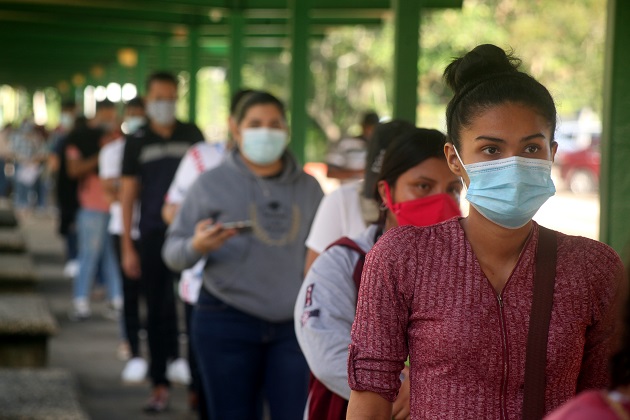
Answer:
[
  {"left": 421, "top": 0, "right": 606, "bottom": 119},
  {"left": 308, "top": 25, "right": 393, "bottom": 141},
  {"left": 219, "top": 0, "right": 607, "bottom": 161}
]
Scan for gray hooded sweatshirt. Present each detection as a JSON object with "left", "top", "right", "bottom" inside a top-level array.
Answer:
[{"left": 162, "top": 149, "right": 324, "bottom": 322}]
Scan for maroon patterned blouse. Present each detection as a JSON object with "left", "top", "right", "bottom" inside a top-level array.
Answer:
[{"left": 348, "top": 219, "right": 623, "bottom": 419}]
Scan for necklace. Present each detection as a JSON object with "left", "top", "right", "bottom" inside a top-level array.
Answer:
[{"left": 249, "top": 204, "right": 301, "bottom": 247}]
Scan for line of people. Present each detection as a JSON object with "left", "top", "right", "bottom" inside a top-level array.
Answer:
[
  {"left": 52, "top": 73, "right": 201, "bottom": 413},
  {"left": 43, "top": 43, "right": 627, "bottom": 419},
  {"left": 162, "top": 44, "right": 626, "bottom": 419}
]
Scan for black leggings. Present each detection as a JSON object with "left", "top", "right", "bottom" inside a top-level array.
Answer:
[
  {"left": 112, "top": 235, "right": 143, "bottom": 357},
  {"left": 139, "top": 230, "right": 179, "bottom": 386}
]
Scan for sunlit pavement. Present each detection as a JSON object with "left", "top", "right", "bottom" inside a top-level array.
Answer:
[{"left": 534, "top": 191, "right": 599, "bottom": 240}]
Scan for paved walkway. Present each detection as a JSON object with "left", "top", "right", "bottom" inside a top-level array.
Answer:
[
  {"left": 22, "top": 213, "right": 197, "bottom": 420},
  {"left": 17, "top": 189, "right": 599, "bottom": 419}
]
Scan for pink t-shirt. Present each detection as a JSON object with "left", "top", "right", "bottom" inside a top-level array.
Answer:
[
  {"left": 66, "top": 144, "right": 109, "bottom": 212},
  {"left": 348, "top": 219, "right": 623, "bottom": 419}
]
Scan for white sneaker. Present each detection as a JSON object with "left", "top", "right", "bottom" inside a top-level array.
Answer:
[
  {"left": 63, "top": 260, "right": 79, "bottom": 278},
  {"left": 166, "top": 358, "right": 191, "bottom": 385},
  {"left": 122, "top": 357, "right": 148, "bottom": 383},
  {"left": 102, "top": 304, "right": 122, "bottom": 322},
  {"left": 68, "top": 298, "right": 91, "bottom": 321}
]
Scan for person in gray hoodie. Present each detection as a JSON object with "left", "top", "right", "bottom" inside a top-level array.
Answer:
[
  {"left": 294, "top": 128, "right": 463, "bottom": 420},
  {"left": 162, "top": 91, "right": 323, "bottom": 420}
]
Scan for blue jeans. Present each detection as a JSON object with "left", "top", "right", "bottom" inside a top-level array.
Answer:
[
  {"left": 73, "top": 209, "right": 122, "bottom": 303},
  {"left": 13, "top": 163, "right": 31, "bottom": 209},
  {"left": 192, "top": 289, "right": 309, "bottom": 420}
]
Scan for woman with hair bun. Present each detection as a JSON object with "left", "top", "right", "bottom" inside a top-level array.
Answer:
[{"left": 346, "top": 44, "right": 624, "bottom": 419}]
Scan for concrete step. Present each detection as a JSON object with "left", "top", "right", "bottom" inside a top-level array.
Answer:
[
  {"left": 0, "top": 293, "right": 58, "bottom": 367},
  {"left": 0, "top": 368, "right": 88, "bottom": 419},
  {"left": 0, "top": 227, "right": 27, "bottom": 253},
  {"left": 0, "top": 198, "right": 18, "bottom": 228},
  {"left": 0, "top": 253, "right": 37, "bottom": 292}
]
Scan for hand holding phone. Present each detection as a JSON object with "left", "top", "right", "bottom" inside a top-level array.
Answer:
[
  {"left": 206, "top": 220, "right": 253, "bottom": 233},
  {"left": 216, "top": 220, "right": 253, "bottom": 233},
  {"left": 192, "top": 218, "right": 238, "bottom": 254}
]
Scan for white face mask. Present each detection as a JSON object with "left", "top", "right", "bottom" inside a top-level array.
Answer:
[
  {"left": 59, "top": 113, "right": 74, "bottom": 131},
  {"left": 123, "top": 116, "right": 146, "bottom": 134},
  {"left": 240, "top": 128, "right": 288, "bottom": 165},
  {"left": 146, "top": 100, "right": 176, "bottom": 126}
]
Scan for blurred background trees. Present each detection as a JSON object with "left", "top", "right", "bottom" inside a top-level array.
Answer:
[
  {"left": 235, "top": 0, "right": 606, "bottom": 161},
  {"left": 3, "top": 0, "right": 606, "bottom": 163}
]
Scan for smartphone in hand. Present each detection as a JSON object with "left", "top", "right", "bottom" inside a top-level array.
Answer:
[{"left": 218, "top": 220, "right": 253, "bottom": 233}]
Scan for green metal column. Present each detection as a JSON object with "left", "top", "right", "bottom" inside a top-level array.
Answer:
[
  {"left": 136, "top": 49, "right": 147, "bottom": 97},
  {"left": 392, "top": 0, "right": 420, "bottom": 124},
  {"left": 159, "top": 35, "right": 169, "bottom": 71},
  {"left": 229, "top": 9, "right": 245, "bottom": 96},
  {"left": 288, "top": 0, "right": 310, "bottom": 164},
  {"left": 188, "top": 24, "right": 200, "bottom": 123},
  {"left": 599, "top": 0, "right": 630, "bottom": 252},
  {"left": 110, "top": 63, "right": 121, "bottom": 86}
]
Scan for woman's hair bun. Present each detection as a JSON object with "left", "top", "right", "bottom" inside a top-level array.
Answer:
[{"left": 444, "top": 44, "right": 521, "bottom": 94}]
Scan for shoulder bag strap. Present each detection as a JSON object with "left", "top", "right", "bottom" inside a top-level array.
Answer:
[
  {"left": 325, "top": 237, "right": 367, "bottom": 289},
  {"left": 522, "top": 225, "right": 557, "bottom": 420}
]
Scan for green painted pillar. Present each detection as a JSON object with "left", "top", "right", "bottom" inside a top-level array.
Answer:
[
  {"left": 229, "top": 9, "right": 245, "bottom": 96},
  {"left": 159, "top": 35, "right": 170, "bottom": 71},
  {"left": 288, "top": 0, "right": 310, "bottom": 164},
  {"left": 599, "top": 0, "right": 630, "bottom": 252},
  {"left": 392, "top": 0, "right": 420, "bottom": 124},
  {"left": 110, "top": 63, "right": 122, "bottom": 85},
  {"left": 136, "top": 49, "right": 147, "bottom": 97},
  {"left": 188, "top": 25, "right": 200, "bottom": 123}
]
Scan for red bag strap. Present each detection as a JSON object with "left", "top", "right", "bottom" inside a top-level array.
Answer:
[
  {"left": 522, "top": 225, "right": 557, "bottom": 419},
  {"left": 326, "top": 237, "right": 367, "bottom": 289},
  {"left": 307, "top": 373, "right": 349, "bottom": 420}
]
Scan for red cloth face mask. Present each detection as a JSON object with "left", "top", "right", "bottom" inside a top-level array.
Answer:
[{"left": 384, "top": 182, "right": 462, "bottom": 227}]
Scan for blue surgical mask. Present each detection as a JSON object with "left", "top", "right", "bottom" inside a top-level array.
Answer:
[
  {"left": 240, "top": 128, "right": 288, "bottom": 165},
  {"left": 455, "top": 148, "right": 556, "bottom": 229}
]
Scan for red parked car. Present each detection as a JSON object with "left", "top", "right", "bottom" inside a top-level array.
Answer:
[{"left": 556, "top": 136, "right": 600, "bottom": 194}]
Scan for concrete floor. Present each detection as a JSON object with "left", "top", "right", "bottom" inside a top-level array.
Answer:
[{"left": 22, "top": 213, "right": 197, "bottom": 420}]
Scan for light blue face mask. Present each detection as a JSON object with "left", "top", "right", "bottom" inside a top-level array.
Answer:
[
  {"left": 241, "top": 128, "right": 288, "bottom": 166},
  {"left": 123, "top": 116, "right": 146, "bottom": 134},
  {"left": 454, "top": 148, "right": 556, "bottom": 229}
]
